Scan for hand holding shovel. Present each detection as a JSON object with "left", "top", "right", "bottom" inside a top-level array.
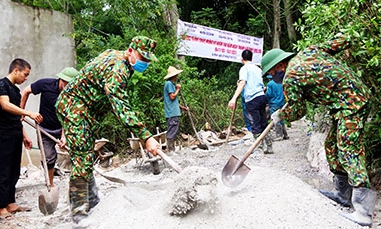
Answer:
[
  {"left": 221, "top": 103, "right": 288, "bottom": 187},
  {"left": 35, "top": 123, "right": 60, "bottom": 215}
]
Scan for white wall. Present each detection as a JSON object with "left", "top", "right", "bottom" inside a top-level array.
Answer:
[{"left": 0, "top": 0, "right": 76, "bottom": 146}]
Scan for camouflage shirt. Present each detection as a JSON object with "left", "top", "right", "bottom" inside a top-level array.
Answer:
[
  {"left": 280, "top": 34, "right": 371, "bottom": 121},
  {"left": 56, "top": 49, "right": 152, "bottom": 141}
]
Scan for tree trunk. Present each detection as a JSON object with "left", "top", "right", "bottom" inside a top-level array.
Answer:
[
  {"left": 283, "top": 0, "right": 297, "bottom": 44},
  {"left": 272, "top": 0, "right": 281, "bottom": 48},
  {"left": 163, "top": 2, "right": 185, "bottom": 61}
]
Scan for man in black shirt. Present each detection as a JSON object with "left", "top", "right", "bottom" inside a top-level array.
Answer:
[
  {"left": 0, "top": 58, "right": 42, "bottom": 218},
  {"left": 21, "top": 67, "right": 79, "bottom": 187}
]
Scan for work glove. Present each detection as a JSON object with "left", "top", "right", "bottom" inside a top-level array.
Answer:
[{"left": 270, "top": 110, "right": 282, "bottom": 124}]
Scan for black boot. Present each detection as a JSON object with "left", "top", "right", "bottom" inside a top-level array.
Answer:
[
  {"left": 319, "top": 174, "right": 352, "bottom": 207},
  {"left": 341, "top": 187, "right": 377, "bottom": 227},
  {"left": 69, "top": 177, "right": 89, "bottom": 224}
]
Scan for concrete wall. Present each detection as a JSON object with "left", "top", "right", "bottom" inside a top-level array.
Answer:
[{"left": 0, "top": 0, "right": 76, "bottom": 146}]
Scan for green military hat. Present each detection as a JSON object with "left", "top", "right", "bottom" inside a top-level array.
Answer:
[
  {"left": 261, "top": 48, "right": 295, "bottom": 76},
  {"left": 56, "top": 67, "right": 79, "bottom": 82},
  {"left": 129, "top": 36, "right": 158, "bottom": 62}
]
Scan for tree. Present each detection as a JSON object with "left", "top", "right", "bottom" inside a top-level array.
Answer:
[
  {"left": 271, "top": 0, "right": 281, "bottom": 48},
  {"left": 282, "top": 0, "right": 297, "bottom": 44}
]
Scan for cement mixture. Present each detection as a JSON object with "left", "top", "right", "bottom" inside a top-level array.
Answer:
[{"left": 1, "top": 119, "right": 380, "bottom": 229}]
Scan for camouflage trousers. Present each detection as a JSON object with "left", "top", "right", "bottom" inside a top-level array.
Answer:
[
  {"left": 57, "top": 115, "right": 97, "bottom": 181},
  {"left": 325, "top": 107, "right": 370, "bottom": 188}
]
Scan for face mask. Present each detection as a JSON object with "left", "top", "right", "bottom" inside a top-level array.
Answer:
[
  {"left": 273, "top": 70, "right": 285, "bottom": 84},
  {"left": 131, "top": 52, "right": 150, "bottom": 72}
]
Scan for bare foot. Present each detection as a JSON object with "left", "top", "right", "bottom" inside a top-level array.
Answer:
[
  {"left": 0, "top": 208, "right": 13, "bottom": 220},
  {"left": 7, "top": 203, "right": 31, "bottom": 213}
]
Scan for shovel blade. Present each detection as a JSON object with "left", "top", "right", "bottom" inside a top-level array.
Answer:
[
  {"left": 221, "top": 155, "right": 251, "bottom": 187},
  {"left": 38, "top": 186, "right": 59, "bottom": 215}
]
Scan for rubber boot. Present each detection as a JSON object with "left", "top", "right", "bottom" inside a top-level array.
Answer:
[
  {"left": 319, "top": 174, "right": 352, "bottom": 207},
  {"left": 166, "top": 139, "right": 175, "bottom": 154},
  {"left": 281, "top": 123, "right": 289, "bottom": 140},
  {"left": 263, "top": 135, "right": 274, "bottom": 154},
  {"left": 341, "top": 187, "right": 377, "bottom": 227},
  {"left": 252, "top": 134, "right": 264, "bottom": 154},
  {"left": 88, "top": 174, "right": 100, "bottom": 210},
  {"left": 69, "top": 177, "right": 89, "bottom": 224},
  {"left": 275, "top": 123, "right": 282, "bottom": 138}
]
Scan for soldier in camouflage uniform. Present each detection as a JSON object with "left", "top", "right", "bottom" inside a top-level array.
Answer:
[
  {"left": 55, "top": 36, "right": 161, "bottom": 224},
  {"left": 261, "top": 33, "right": 377, "bottom": 227}
]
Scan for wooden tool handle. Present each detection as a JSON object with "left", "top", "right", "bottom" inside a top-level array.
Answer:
[
  {"left": 36, "top": 123, "right": 52, "bottom": 191},
  {"left": 156, "top": 149, "right": 182, "bottom": 173},
  {"left": 240, "top": 102, "right": 289, "bottom": 162}
]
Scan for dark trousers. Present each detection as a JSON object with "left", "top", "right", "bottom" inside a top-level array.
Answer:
[
  {"left": 0, "top": 131, "right": 23, "bottom": 208},
  {"left": 246, "top": 95, "right": 268, "bottom": 135},
  {"left": 166, "top": 116, "right": 180, "bottom": 140}
]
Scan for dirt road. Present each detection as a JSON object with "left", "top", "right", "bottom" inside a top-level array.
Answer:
[{"left": 2, "top": 120, "right": 380, "bottom": 228}]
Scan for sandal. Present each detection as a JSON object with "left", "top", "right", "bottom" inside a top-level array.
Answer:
[{"left": 0, "top": 212, "right": 13, "bottom": 220}]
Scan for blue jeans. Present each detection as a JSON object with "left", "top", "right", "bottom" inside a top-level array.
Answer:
[
  {"left": 246, "top": 95, "right": 268, "bottom": 135},
  {"left": 241, "top": 93, "right": 252, "bottom": 131}
]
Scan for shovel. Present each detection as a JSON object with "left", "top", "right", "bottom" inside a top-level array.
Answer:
[
  {"left": 35, "top": 123, "right": 60, "bottom": 215},
  {"left": 179, "top": 91, "right": 208, "bottom": 150},
  {"left": 225, "top": 97, "right": 237, "bottom": 143},
  {"left": 221, "top": 103, "right": 288, "bottom": 187},
  {"left": 24, "top": 118, "right": 130, "bottom": 186}
]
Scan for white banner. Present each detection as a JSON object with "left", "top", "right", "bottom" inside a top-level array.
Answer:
[{"left": 177, "top": 19, "right": 263, "bottom": 64}]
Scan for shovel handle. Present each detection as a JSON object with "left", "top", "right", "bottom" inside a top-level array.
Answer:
[
  {"left": 240, "top": 102, "right": 289, "bottom": 163},
  {"left": 36, "top": 123, "right": 52, "bottom": 191},
  {"left": 24, "top": 118, "right": 69, "bottom": 151},
  {"left": 226, "top": 97, "right": 238, "bottom": 143},
  {"left": 179, "top": 91, "right": 205, "bottom": 145},
  {"left": 156, "top": 149, "right": 182, "bottom": 173},
  {"left": 24, "top": 118, "right": 130, "bottom": 185}
]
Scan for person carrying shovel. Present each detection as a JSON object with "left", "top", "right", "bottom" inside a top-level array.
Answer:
[
  {"left": 0, "top": 59, "right": 43, "bottom": 219},
  {"left": 228, "top": 49, "right": 273, "bottom": 154},
  {"left": 20, "top": 67, "right": 79, "bottom": 187},
  {"left": 261, "top": 33, "right": 377, "bottom": 227},
  {"left": 163, "top": 66, "right": 188, "bottom": 154},
  {"left": 55, "top": 36, "right": 162, "bottom": 226}
]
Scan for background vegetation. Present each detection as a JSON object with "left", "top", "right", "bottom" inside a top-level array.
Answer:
[{"left": 13, "top": 0, "right": 381, "bottom": 182}]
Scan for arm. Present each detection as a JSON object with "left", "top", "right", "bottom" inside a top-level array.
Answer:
[
  {"left": 20, "top": 85, "right": 32, "bottom": 109},
  {"left": 266, "top": 82, "right": 274, "bottom": 101},
  {"left": 228, "top": 80, "right": 245, "bottom": 109},
  {"left": 58, "top": 128, "right": 67, "bottom": 149},
  {"left": 169, "top": 83, "right": 181, "bottom": 100},
  {"left": 279, "top": 78, "right": 307, "bottom": 122},
  {"left": 0, "top": 95, "right": 43, "bottom": 123},
  {"left": 104, "top": 70, "right": 160, "bottom": 154},
  {"left": 180, "top": 104, "right": 188, "bottom": 111},
  {"left": 22, "top": 127, "right": 33, "bottom": 149}
]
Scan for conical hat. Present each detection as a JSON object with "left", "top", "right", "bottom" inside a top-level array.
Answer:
[{"left": 164, "top": 66, "right": 183, "bottom": 80}]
